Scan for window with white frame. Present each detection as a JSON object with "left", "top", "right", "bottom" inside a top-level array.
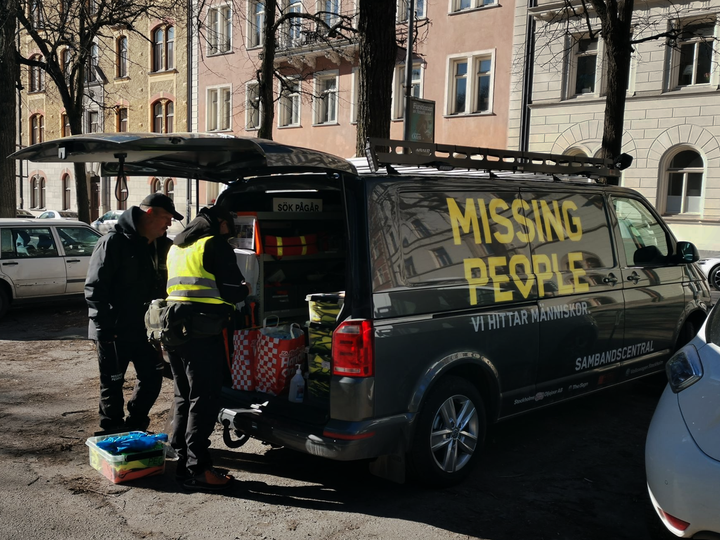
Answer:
[
  {"left": 673, "top": 20, "right": 714, "bottom": 87},
  {"left": 351, "top": 67, "right": 360, "bottom": 123},
  {"left": 451, "top": 0, "right": 495, "bottom": 12},
  {"left": 86, "top": 43, "right": 99, "bottom": 83},
  {"left": 319, "top": 0, "right": 340, "bottom": 29},
  {"left": 208, "top": 5, "right": 232, "bottom": 54},
  {"left": 152, "top": 100, "right": 174, "bottom": 133},
  {"left": 398, "top": 0, "right": 425, "bottom": 21},
  {"left": 664, "top": 149, "right": 704, "bottom": 215},
  {"left": 285, "top": 0, "right": 303, "bottom": 46},
  {"left": 249, "top": 1, "right": 265, "bottom": 48},
  {"left": 152, "top": 25, "right": 175, "bottom": 72},
  {"left": 86, "top": 110, "right": 99, "bottom": 133},
  {"left": 116, "top": 36, "right": 128, "bottom": 78},
  {"left": 279, "top": 78, "right": 301, "bottom": 127},
  {"left": 207, "top": 86, "right": 232, "bottom": 131},
  {"left": 448, "top": 53, "right": 493, "bottom": 115},
  {"left": 246, "top": 82, "right": 261, "bottom": 130},
  {"left": 393, "top": 62, "right": 422, "bottom": 119},
  {"left": 569, "top": 36, "right": 598, "bottom": 96},
  {"left": 314, "top": 72, "right": 338, "bottom": 125},
  {"left": 30, "top": 114, "right": 44, "bottom": 144},
  {"left": 116, "top": 107, "right": 128, "bottom": 132},
  {"left": 29, "top": 55, "right": 45, "bottom": 92}
]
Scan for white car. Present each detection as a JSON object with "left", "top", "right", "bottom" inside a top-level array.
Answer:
[
  {"left": 697, "top": 258, "right": 720, "bottom": 291},
  {"left": 37, "top": 210, "right": 79, "bottom": 220},
  {"left": 646, "top": 304, "right": 720, "bottom": 538},
  {"left": 0, "top": 218, "right": 101, "bottom": 318},
  {"left": 90, "top": 210, "right": 125, "bottom": 234}
]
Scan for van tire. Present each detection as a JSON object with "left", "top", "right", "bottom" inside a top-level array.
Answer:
[
  {"left": 709, "top": 264, "right": 720, "bottom": 291},
  {"left": 0, "top": 286, "right": 9, "bottom": 319},
  {"left": 408, "top": 376, "right": 486, "bottom": 487}
]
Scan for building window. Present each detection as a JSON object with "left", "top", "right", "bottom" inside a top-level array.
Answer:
[
  {"left": 152, "top": 26, "right": 174, "bottom": 72},
  {"left": 30, "top": 114, "right": 44, "bottom": 144},
  {"left": 246, "top": 82, "right": 261, "bottom": 130},
  {"left": 448, "top": 54, "right": 493, "bottom": 115},
  {"left": 207, "top": 86, "right": 232, "bottom": 131},
  {"left": 29, "top": 56, "right": 45, "bottom": 93},
  {"left": 314, "top": 72, "right": 338, "bottom": 125},
  {"left": 319, "top": 0, "right": 340, "bottom": 29},
  {"left": 451, "top": 0, "right": 495, "bottom": 12},
  {"left": 87, "top": 110, "right": 99, "bottom": 133},
  {"left": 431, "top": 247, "right": 452, "bottom": 267},
  {"left": 208, "top": 5, "right": 232, "bottom": 54},
  {"left": 30, "top": 176, "right": 46, "bottom": 208},
  {"left": 62, "top": 48, "right": 72, "bottom": 82},
  {"left": 398, "top": 0, "right": 425, "bottom": 21},
  {"left": 116, "top": 36, "right": 128, "bottom": 78},
  {"left": 31, "top": 0, "right": 44, "bottom": 29},
  {"left": 152, "top": 100, "right": 174, "bottom": 133},
  {"left": 249, "top": 1, "right": 265, "bottom": 48},
  {"left": 351, "top": 67, "right": 360, "bottom": 124},
  {"left": 285, "top": 0, "right": 303, "bottom": 46},
  {"left": 165, "top": 179, "right": 175, "bottom": 201},
  {"left": 61, "top": 113, "right": 71, "bottom": 137},
  {"left": 152, "top": 178, "right": 162, "bottom": 193},
  {"left": 571, "top": 37, "right": 598, "bottom": 96},
  {"left": 674, "top": 21, "right": 714, "bottom": 87},
  {"left": 393, "top": 62, "right": 422, "bottom": 119},
  {"left": 62, "top": 174, "right": 71, "bottom": 210},
  {"left": 40, "top": 177, "right": 46, "bottom": 208},
  {"left": 116, "top": 107, "right": 128, "bottom": 132},
  {"left": 85, "top": 43, "right": 99, "bottom": 83},
  {"left": 279, "top": 78, "right": 300, "bottom": 127},
  {"left": 664, "top": 149, "right": 704, "bottom": 215}
]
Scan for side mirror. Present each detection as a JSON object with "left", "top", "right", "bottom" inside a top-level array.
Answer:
[{"left": 676, "top": 241, "right": 699, "bottom": 263}]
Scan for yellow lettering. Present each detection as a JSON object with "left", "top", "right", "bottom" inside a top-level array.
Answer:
[
  {"left": 562, "top": 201, "right": 582, "bottom": 241},
  {"left": 512, "top": 199, "right": 534, "bottom": 243},
  {"left": 540, "top": 200, "right": 565, "bottom": 241},
  {"left": 490, "top": 198, "right": 514, "bottom": 244},
  {"left": 509, "top": 254, "right": 534, "bottom": 298},
  {"left": 569, "top": 252, "right": 589, "bottom": 293},
  {"left": 532, "top": 254, "right": 553, "bottom": 297},
  {"left": 488, "top": 257, "right": 513, "bottom": 302},
  {"left": 464, "top": 258, "right": 489, "bottom": 305},
  {"left": 531, "top": 200, "right": 544, "bottom": 242},
  {"left": 477, "top": 199, "right": 492, "bottom": 244},
  {"left": 447, "top": 198, "right": 482, "bottom": 245},
  {"left": 552, "top": 254, "right": 574, "bottom": 294}
]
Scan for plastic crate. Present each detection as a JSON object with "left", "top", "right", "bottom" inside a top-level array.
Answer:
[{"left": 86, "top": 431, "right": 166, "bottom": 484}]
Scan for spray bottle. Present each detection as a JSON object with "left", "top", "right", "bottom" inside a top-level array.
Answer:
[{"left": 288, "top": 365, "right": 305, "bottom": 403}]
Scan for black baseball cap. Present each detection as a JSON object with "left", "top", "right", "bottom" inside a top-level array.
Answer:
[{"left": 141, "top": 193, "right": 184, "bottom": 221}]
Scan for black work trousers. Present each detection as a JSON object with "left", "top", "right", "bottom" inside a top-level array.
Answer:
[
  {"left": 96, "top": 338, "right": 165, "bottom": 431},
  {"left": 167, "top": 331, "right": 226, "bottom": 476}
]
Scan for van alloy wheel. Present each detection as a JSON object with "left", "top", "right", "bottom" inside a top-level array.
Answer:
[
  {"left": 408, "top": 376, "right": 486, "bottom": 487},
  {"left": 710, "top": 265, "right": 720, "bottom": 291}
]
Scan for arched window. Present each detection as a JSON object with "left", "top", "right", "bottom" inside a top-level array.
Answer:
[
  {"left": 665, "top": 149, "right": 704, "bottom": 215},
  {"left": 152, "top": 25, "right": 174, "bottom": 72},
  {"left": 40, "top": 177, "right": 46, "bottom": 209},
  {"left": 151, "top": 177, "right": 162, "bottom": 193},
  {"left": 30, "top": 176, "right": 38, "bottom": 208},
  {"left": 152, "top": 100, "right": 174, "bottom": 133},
  {"left": 164, "top": 178, "right": 175, "bottom": 201},
  {"left": 30, "top": 114, "right": 44, "bottom": 144},
  {"left": 62, "top": 174, "right": 71, "bottom": 210}
]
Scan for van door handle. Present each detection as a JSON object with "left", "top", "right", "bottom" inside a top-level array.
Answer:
[
  {"left": 2, "top": 262, "right": 18, "bottom": 266},
  {"left": 626, "top": 272, "right": 641, "bottom": 284},
  {"left": 602, "top": 273, "right": 618, "bottom": 284},
  {"left": 66, "top": 259, "right": 81, "bottom": 263}
]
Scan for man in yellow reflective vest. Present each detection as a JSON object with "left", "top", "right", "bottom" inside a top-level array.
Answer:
[{"left": 165, "top": 205, "right": 250, "bottom": 491}]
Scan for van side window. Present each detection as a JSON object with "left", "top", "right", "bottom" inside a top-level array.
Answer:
[
  {"left": 612, "top": 197, "right": 669, "bottom": 266},
  {"left": 524, "top": 192, "right": 615, "bottom": 296},
  {"left": 58, "top": 226, "right": 101, "bottom": 256},
  {"left": 1, "top": 229, "right": 14, "bottom": 258},
  {"left": 11, "top": 228, "right": 58, "bottom": 258}
]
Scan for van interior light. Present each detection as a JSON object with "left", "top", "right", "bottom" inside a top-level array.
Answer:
[{"left": 264, "top": 189, "right": 319, "bottom": 193}]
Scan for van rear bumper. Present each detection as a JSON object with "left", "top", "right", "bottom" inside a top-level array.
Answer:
[{"left": 218, "top": 407, "right": 413, "bottom": 461}]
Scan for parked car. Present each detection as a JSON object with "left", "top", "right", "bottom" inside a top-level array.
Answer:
[
  {"left": 646, "top": 303, "right": 720, "bottom": 538},
  {"left": 697, "top": 257, "right": 720, "bottom": 291},
  {"left": 37, "top": 210, "right": 79, "bottom": 220},
  {"left": 90, "top": 210, "right": 124, "bottom": 234},
  {"left": 16, "top": 209, "right": 34, "bottom": 218},
  {"left": 11, "top": 133, "right": 712, "bottom": 486},
  {"left": 0, "top": 218, "right": 102, "bottom": 318}
]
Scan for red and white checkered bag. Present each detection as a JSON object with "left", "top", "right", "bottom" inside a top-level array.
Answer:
[
  {"left": 254, "top": 320, "right": 306, "bottom": 396},
  {"left": 231, "top": 329, "right": 260, "bottom": 391}
]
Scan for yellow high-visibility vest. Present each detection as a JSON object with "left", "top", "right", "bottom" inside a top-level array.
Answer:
[{"left": 166, "top": 236, "right": 234, "bottom": 307}]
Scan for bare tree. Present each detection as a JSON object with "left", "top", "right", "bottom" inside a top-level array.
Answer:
[
  {"left": 0, "top": 6, "right": 19, "bottom": 218},
  {"left": 528, "top": 0, "right": 717, "bottom": 182},
  {"left": 10, "top": 0, "right": 186, "bottom": 223}
]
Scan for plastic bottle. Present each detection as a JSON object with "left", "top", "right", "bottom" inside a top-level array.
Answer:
[{"left": 288, "top": 365, "right": 305, "bottom": 403}]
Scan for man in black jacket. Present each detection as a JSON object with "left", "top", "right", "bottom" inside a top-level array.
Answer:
[
  {"left": 165, "top": 205, "right": 249, "bottom": 491},
  {"left": 85, "top": 193, "right": 183, "bottom": 434}
]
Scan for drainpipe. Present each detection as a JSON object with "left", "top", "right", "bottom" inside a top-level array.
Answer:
[
  {"left": 519, "top": 0, "right": 536, "bottom": 152},
  {"left": 402, "top": 0, "right": 415, "bottom": 141}
]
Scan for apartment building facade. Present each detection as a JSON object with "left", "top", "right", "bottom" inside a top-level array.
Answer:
[
  {"left": 197, "top": 0, "right": 517, "bottom": 158},
  {"left": 508, "top": 0, "right": 720, "bottom": 250}
]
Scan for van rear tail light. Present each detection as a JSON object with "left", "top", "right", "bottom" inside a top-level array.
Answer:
[
  {"left": 332, "top": 319, "right": 374, "bottom": 377},
  {"left": 666, "top": 344, "right": 703, "bottom": 393}
]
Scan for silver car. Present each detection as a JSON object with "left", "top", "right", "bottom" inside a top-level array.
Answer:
[
  {"left": 697, "top": 258, "right": 720, "bottom": 291},
  {"left": 90, "top": 210, "right": 125, "bottom": 235}
]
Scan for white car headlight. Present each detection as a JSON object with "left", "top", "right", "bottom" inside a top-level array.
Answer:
[{"left": 666, "top": 344, "right": 703, "bottom": 393}]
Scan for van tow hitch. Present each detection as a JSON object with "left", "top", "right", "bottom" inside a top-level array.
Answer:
[{"left": 219, "top": 402, "right": 267, "bottom": 448}]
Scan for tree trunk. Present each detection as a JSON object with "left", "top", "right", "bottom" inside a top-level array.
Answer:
[
  {"left": 356, "top": 0, "right": 397, "bottom": 156},
  {"left": 258, "top": 0, "right": 277, "bottom": 140},
  {"left": 598, "top": 0, "right": 634, "bottom": 185},
  {"left": 0, "top": 7, "right": 18, "bottom": 218}
]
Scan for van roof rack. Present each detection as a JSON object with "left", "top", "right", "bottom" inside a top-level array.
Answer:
[{"left": 364, "top": 138, "right": 627, "bottom": 183}]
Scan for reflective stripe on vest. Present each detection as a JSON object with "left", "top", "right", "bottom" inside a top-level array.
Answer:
[{"left": 166, "top": 236, "right": 233, "bottom": 307}]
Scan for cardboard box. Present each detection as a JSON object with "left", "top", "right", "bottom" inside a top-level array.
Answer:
[{"left": 86, "top": 432, "right": 166, "bottom": 484}]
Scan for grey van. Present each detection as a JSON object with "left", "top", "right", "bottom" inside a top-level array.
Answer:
[{"left": 13, "top": 134, "right": 711, "bottom": 486}]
